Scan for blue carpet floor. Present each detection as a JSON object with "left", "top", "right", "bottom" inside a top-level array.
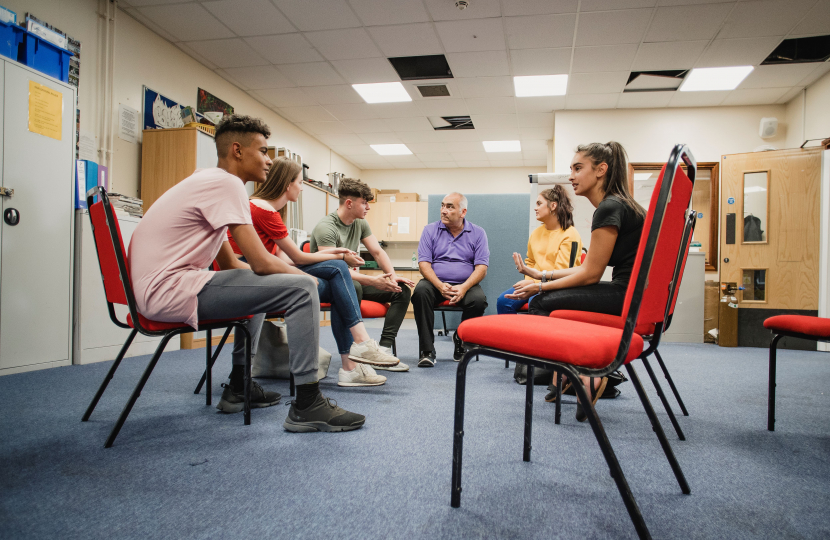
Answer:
[{"left": 1, "top": 328, "right": 829, "bottom": 539}]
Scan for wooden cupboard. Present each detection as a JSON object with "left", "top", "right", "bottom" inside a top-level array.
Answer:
[{"left": 366, "top": 201, "right": 428, "bottom": 242}]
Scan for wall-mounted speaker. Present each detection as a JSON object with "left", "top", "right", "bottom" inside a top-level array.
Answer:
[{"left": 759, "top": 117, "right": 778, "bottom": 139}]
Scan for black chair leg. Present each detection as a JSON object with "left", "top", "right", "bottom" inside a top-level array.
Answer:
[
  {"left": 83, "top": 328, "right": 138, "bottom": 422},
  {"left": 524, "top": 365, "right": 534, "bottom": 462},
  {"left": 392, "top": 340, "right": 396, "bottom": 357},
  {"left": 505, "top": 359, "right": 509, "bottom": 368},
  {"left": 571, "top": 367, "right": 652, "bottom": 540},
  {"left": 450, "top": 350, "right": 475, "bottom": 508},
  {"left": 554, "top": 371, "right": 563, "bottom": 425},
  {"left": 104, "top": 331, "right": 177, "bottom": 448},
  {"left": 626, "top": 364, "right": 690, "bottom": 495},
  {"left": 290, "top": 373, "right": 295, "bottom": 397},
  {"left": 240, "top": 325, "right": 252, "bottom": 426},
  {"left": 194, "top": 327, "right": 233, "bottom": 396},
  {"left": 442, "top": 311, "right": 448, "bottom": 337},
  {"left": 768, "top": 334, "right": 782, "bottom": 431},
  {"left": 653, "top": 349, "right": 688, "bottom": 416},
  {"left": 205, "top": 329, "right": 212, "bottom": 406},
  {"left": 641, "top": 356, "right": 685, "bottom": 441}
]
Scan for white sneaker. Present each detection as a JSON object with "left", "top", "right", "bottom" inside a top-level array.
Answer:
[
  {"left": 348, "top": 339, "right": 401, "bottom": 367},
  {"left": 338, "top": 364, "right": 387, "bottom": 387}
]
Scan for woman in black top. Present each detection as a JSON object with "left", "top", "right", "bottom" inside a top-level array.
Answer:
[{"left": 505, "top": 141, "right": 645, "bottom": 419}]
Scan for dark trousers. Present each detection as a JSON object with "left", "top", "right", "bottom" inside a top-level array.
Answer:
[
  {"left": 353, "top": 280, "right": 411, "bottom": 348},
  {"left": 528, "top": 281, "right": 627, "bottom": 317},
  {"left": 412, "top": 280, "right": 487, "bottom": 353}
]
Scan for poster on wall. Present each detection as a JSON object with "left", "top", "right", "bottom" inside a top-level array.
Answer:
[
  {"left": 197, "top": 88, "right": 234, "bottom": 123},
  {"left": 143, "top": 86, "right": 185, "bottom": 130}
]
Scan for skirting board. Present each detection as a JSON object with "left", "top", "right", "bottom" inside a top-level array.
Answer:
[{"left": 180, "top": 319, "right": 331, "bottom": 350}]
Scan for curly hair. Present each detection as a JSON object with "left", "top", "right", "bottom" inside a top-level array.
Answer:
[
  {"left": 539, "top": 185, "right": 574, "bottom": 230},
  {"left": 214, "top": 114, "right": 271, "bottom": 158},
  {"left": 338, "top": 178, "right": 374, "bottom": 203}
]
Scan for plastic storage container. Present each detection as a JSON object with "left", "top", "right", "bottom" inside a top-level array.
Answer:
[
  {"left": 18, "top": 28, "right": 73, "bottom": 82},
  {"left": 0, "top": 20, "right": 23, "bottom": 61}
]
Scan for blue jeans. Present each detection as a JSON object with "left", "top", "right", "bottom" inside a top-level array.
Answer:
[
  {"left": 496, "top": 287, "right": 538, "bottom": 314},
  {"left": 298, "top": 260, "right": 362, "bottom": 354}
]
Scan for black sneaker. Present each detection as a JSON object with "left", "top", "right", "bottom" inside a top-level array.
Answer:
[
  {"left": 452, "top": 332, "right": 465, "bottom": 361},
  {"left": 216, "top": 381, "right": 281, "bottom": 414},
  {"left": 283, "top": 394, "right": 365, "bottom": 433},
  {"left": 417, "top": 350, "right": 436, "bottom": 368}
]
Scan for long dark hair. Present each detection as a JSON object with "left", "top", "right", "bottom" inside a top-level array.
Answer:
[
  {"left": 539, "top": 185, "right": 574, "bottom": 230},
  {"left": 576, "top": 141, "right": 644, "bottom": 217}
]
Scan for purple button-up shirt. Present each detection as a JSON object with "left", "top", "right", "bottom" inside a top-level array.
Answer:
[{"left": 418, "top": 219, "right": 489, "bottom": 284}]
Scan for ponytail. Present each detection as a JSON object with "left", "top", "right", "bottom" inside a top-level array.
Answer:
[
  {"left": 575, "top": 141, "right": 644, "bottom": 217},
  {"left": 539, "top": 185, "right": 574, "bottom": 230}
]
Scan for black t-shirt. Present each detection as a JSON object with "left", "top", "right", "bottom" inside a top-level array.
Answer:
[{"left": 591, "top": 195, "right": 645, "bottom": 288}]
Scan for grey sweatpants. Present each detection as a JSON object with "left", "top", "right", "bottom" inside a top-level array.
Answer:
[{"left": 196, "top": 269, "right": 320, "bottom": 386}]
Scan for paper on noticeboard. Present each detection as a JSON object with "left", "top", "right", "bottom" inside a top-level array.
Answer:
[
  {"left": 118, "top": 103, "right": 139, "bottom": 143},
  {"left": 398, "top": 216, "right": 410, "bottom": 234},
  {"left": 78, "top": 130, "right": 96, "bottom": 162},
  {"left": 29, "top": 80, "right": 62, "bottom": 140}
]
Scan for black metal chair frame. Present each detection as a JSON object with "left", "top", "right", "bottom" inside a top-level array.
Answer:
[
  {"left": 768, "top": 329, "right": 830, "bottom": 431},
  {"left": 450, "top": 144, "right": 697, "bottom": 539},
  {"left": 81, "top": 187, "right": 254, "bottom": 448}
]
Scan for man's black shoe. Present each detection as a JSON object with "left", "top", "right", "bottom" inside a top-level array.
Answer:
[
  {"left": 216, "top": 381, "right": 281, "bottom": 413},
  {"left": 453, "top": 331, "right": 465, "bottom": 361},
  {"left": 417, "top": 350, "right": 436, "bottom": 368}
]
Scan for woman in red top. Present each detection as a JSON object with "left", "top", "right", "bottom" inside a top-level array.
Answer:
[{"left": 229, "top": 158, "right": 400, "bottom": 387}]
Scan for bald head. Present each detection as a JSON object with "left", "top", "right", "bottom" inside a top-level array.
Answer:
[{"left": 440, "top": 192, "right": 467, "bottom": 229}]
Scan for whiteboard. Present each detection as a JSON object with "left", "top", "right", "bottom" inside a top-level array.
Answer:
[{"left": 301, "top": 185, "right": 328, "bottom": 232}]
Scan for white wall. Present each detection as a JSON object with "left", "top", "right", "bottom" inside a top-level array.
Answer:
[
  {"left": 785, "top": 70, "right": 830, "bottom": 150},
  {"left": 359, "top": 166, "right": 545, "bottom": 199}
]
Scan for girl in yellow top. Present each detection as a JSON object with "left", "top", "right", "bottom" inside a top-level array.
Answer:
[{"left": 496, "top": 185, "right": 582, "bottom": 314}]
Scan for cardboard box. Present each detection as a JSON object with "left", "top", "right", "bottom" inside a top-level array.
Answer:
[
  {"left": 703, "top": 280, "right": 719, "bottom": 343},
  {"left": 369, "top": 187, "right": 380, "bottom": 201},
  {"left": 378, "top": 192, "right": 419, "bottom": 203},
  {"left": 379, "top": 189, "right": 399, "bottom": 194}
]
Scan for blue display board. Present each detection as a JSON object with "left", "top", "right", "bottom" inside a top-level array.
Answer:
[{"left": 142, "top": 86, "right": 184, "bottom": 130}]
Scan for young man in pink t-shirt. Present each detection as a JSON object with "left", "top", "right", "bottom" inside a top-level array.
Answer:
[{"left": 130, "top": 115, "right": 376, "bottom": 432}]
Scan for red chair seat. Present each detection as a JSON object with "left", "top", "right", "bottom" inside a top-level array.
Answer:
[
  {"left": 550, "top": 310, "right": 657, "bottom": 336},
  {"left": 320, "top": 302, "right": 332, "bottom": 309},
  {"left": 520, "top": 303, "right": 528, "bottom": 311},
  {"left": 360, "top": 300, "right": 389, "bottom": 318},
  {"left": 457, "top": 315, "right": 643, "bottom": 369},
  {"left": 127, "top": 313, "right": 253, "bottom": 332},
  {"left": 763, "top": 315, "right": 830, "bottom": 338},
  {"left": 437, "top": 300, "right": 462, "bottom": 308}
]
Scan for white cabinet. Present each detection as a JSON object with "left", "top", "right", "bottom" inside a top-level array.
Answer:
[
  {"left": 0, "top": 59, "right": 76, "bottom": 374},
  {"left": 664, "top": 252, "right": 705, "bottom": 343},
  {"left": 72, "top": 210, "right": 179, "bottom": 364}
]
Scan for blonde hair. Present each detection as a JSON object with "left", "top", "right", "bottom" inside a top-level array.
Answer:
[{"left": 251, "top": 158, "right": 302, "bottom": 219}]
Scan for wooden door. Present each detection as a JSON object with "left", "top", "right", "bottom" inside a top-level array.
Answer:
[
  {"left": 366, "top": 201, "right": 391, "bottom": 240},
  {"left": 390, "top": 202, "right": 418, "bottom": 241},
  {"left": 720, "top": 148, "right": 822, "bottom": 311}
]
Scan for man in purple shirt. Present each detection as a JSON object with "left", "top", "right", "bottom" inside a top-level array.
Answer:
[{"left": 413, "top": 192, "right": 489, "bottom": 367}]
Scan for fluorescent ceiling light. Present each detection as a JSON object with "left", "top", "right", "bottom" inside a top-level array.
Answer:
[
  {"left": 679, "top": 66, "right": 753, "bottom": 92},
  {"left": 352, "top": 82, "right": 412, "bottom": 103},
  {"left": 483, "top": 140, "right": 521, "bottom": 153},
  {"left": 513, "top": 75, "right": 568, "bottom": 97},
  {"left": 371, "top": 144, "right": 412, "bottom": 155}
]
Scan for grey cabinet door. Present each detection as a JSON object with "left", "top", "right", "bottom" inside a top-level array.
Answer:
[{"left": 0, "top": 62, "right": 75, "bottom": 370}]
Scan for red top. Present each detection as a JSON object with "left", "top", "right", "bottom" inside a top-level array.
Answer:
[{"left": 227, "top": 201, "right": 288, "bottom": 256}]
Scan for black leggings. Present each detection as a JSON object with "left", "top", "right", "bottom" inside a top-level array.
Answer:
[{"left": 528, "top": 282, "right": 627, "bottom": 317}]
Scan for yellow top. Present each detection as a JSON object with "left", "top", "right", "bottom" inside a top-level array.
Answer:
[{"left": 524, "top": 225, "right": 583, "bottom": 281}]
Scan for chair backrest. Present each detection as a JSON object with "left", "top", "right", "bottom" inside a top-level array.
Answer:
[
  {"left": 568, "top": 241, "right": 579, "bottom": 268},
  {"left": 86, "top": 186, "right": 140, "bottom": 328},
  {"left": 301, "top": 241, "right": 310, "bottom": 253},
  {"left": 606, "top": 144, "right": 696, "bottom": 372}
]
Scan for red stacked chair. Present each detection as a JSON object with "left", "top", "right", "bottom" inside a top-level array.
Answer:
[
  {"left": 449, "top": 144, "right": 697, "bottom": 539},
  {"left": 81, "top": 187, "right": 255, "bottom": 448}
]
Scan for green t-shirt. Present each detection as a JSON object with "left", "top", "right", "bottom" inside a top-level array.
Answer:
[{"left": 309, "top": 211, "right": 372, "bottom": 253}]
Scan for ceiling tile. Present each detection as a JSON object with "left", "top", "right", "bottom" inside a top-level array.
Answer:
[
  {"left": 324, "top": 103, "right": 382, "bottom": 120},
  {"left": 202, "top": 0, "right": 294, "bottom": 36},
  {"left": 492, "top": 159, "right": 527, "bottom": 167},
  {"left": 469, "top": 128, "right": 521, "bottom": 140},
  {"left": 254, "top": 87, "right": 319, "bottom": 107},
  {"left": 797, "top": 63, "right": 830, "bottom": 87},
  {"left": 278, "top": 106, "right": 338, "bottom": 122},
  {"left": 520, "top": 140, "right": 549, "bottom": 152},
  {"left": 407, "top": 142, "right": 450, "bottom": 153},
  {"left": 396, "top": 131, "right": 443, "bottom": 143},
  {"left": 175, "top": 42, "right": 217, "bottom": 70},
  {"left": 469, "top": 114, "right": 519, "bottom": 129},
  {"left": 740, "top": 64, "right": 820, "bottom": 89},
  {"left": 278, "top": 63, "right": 345, "bottom": 86},
  {"left": 384, "top": 154, "right": 421, "bottom": 163},
  {"left": 186, "top": 39, "right": 268, "bottom": 68},
  {"left": 657, "top": 0, "right": 736, "bottom": 4},
  {"left": 394, "top": 162, "right": 427, "bottom": 169},
  {"left": 456, "top": 160, "right": 492, "bottom": 167},
  {"left": 572, "top": 45, "right": 638, "bottom": 73},
  {"left": 668, "top": 90, "right": 729, "bottom": 107},
  {"left": 417, "top": 152, "right": 455, "bottom": 161},
  {"left": 695, "top": 36, "right": 783, "bottom": 68},
  {"left": 434, "top": 129, "right": 483, "bottom": 142},
  {"left": 425, "top": 162, "right": 459, "bottom": 168},
  {"left": 370, "top": 102, "right": 424, "bottom": 118},
  {"left": 271, "top": 0, "right": 362, "bottom": 31},
  {"left": 297, "top": 121, "right": 353, "bottom": 135},
  {"left": 416, "top": 98, "right": 469, "bottom": 116},
  {"left": 517, "top": 112, "right": 554, "bottom": 127},
  {"left": 465, "top": 97, "right": 516, "bottom": 115},
  {"left": 519, "top": 127, "right": 554, "bottom": 139},
  {"left": 137, "top": 3, "right": 234, "bottom": 42},
  {"left": 719, "top": 0, "right": 815, "bottom": 39},
  {"left": 720, "top": 87, "right": 788, "bottom": 106},
  {"left": 455, "top": 77, "right": 515, "bottom": 98},
  {"left": 302, "top": 85, "right": 364, "bottom": 105},
  {"left": 423, "top": 0, "right": 502, "bottom": 21},
  {"left": 504, "top": 14, "right": 577, "bottom": 49},
  {"left": 330, "top": 58, "right": 401, "bottom": 83},
  {"left": 581, "top": 0, "right": 656, "bottom": 10},
  {"left": 790, "top": 0, "right": 830, "bottom": 36},
  {"left": 122, "top": 0, "right": 190, "bottom": 6},
  {"left": 575, "top": 9, "right": 652, "bottom": 46},
  {"left": 522, "top": 150, "right": 549, "bottom": 159},
  {"left": 568, "top": 72, "right": 629, "bottom": 94},
  {"left": 341, "top": 119, "right": 391, "bottom": 133},
  {"left": 316, "top": 133, "right": 368, "bottom": 146},
  {"left": 125, "top": 8, "right": 180, "bottom": 43},
  {"left": 330, "top": 145, "right": 378, "bottom": 155},
  {"left": 244, "top": 34, "right": 323, "bottom": 64},
  {"left": 510, "top": 48, "right": 572, "bottom": 76},
  {"left": 617, "top": 91, "right": 674, "bottom": 108},
  {"left": 447, "top": 51, "right": 510, "bottom": 77},
  {"left": 515, "top": 96, "right": 566, "bottom": 112},
  {"left": 632, "top": 40, "right": 709, "bottom": 71},
  {"left": 358, "top": 132, "right": 403, "bottom": 144},
  {"left": 348, "top": 0, "right": 430, "bottom": 25},
  {"left": 223, "top": 66, "right": 295, "bottom": 90},
  {"left": 442, "top": 141, "right": 484, "bottom": 152},
  {"left": 776, "top": 87, "right": 803, "bottom": 104},
  {"left": 565, "top": 93, "right": 620, "bottom": 109},
  {"left": 353, "top": 154, "right": 392, "bottom": 164},
  {"left": 305, "top": 28, "right": 382, "bottom": 61},
  {"left": 384, "top": 117, "right": 434, "bottom": 131},
  {"left": 405, "top": 80, "right": 462, "bottom": 100},
  {"left": 645, "top": 4, "right": 732, "bottom": 42},
  {"left": 502, "top": 0, "right": 579, "bottom": 16},
  {"left": 452, "top": 151, "right": 490, "bottom": 161},
  {"left": 489, "top": 151, "right": 525, "bottom": 161},
  {"left": 367, "top": 23, "right": 444, "bottom": 57},
  {"left": 435, "top": 19, "right": 507, "bottom": 53}
]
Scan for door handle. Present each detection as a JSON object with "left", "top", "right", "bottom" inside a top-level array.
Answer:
[{"left": 0, "top": 187, "right": 13, "bottom": 198}]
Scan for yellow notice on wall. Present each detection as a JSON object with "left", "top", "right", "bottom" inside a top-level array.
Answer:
[{"left": 28, "top": 80, "right": 62, "bottom": 140}]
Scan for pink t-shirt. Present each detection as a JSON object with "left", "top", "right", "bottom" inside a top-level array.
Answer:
[{"left": 129, "top": 168, "right": 252, "bottom": 329}]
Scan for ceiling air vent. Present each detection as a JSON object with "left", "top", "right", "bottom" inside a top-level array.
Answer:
[
  {"left": 429, "top": 116, "right": 474, "bottom": 131},
  {"left": 624, "top": 70, "right": 687, "bottom": 93},
  {"left": 388, "top": 55, "right": 453, "bottom": 80},
  {"left": 417, "top": 84, "right": 451, "bottom": 98},
  {"left": 762, "top": 35, "right": 830, "bottom": 65}
]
